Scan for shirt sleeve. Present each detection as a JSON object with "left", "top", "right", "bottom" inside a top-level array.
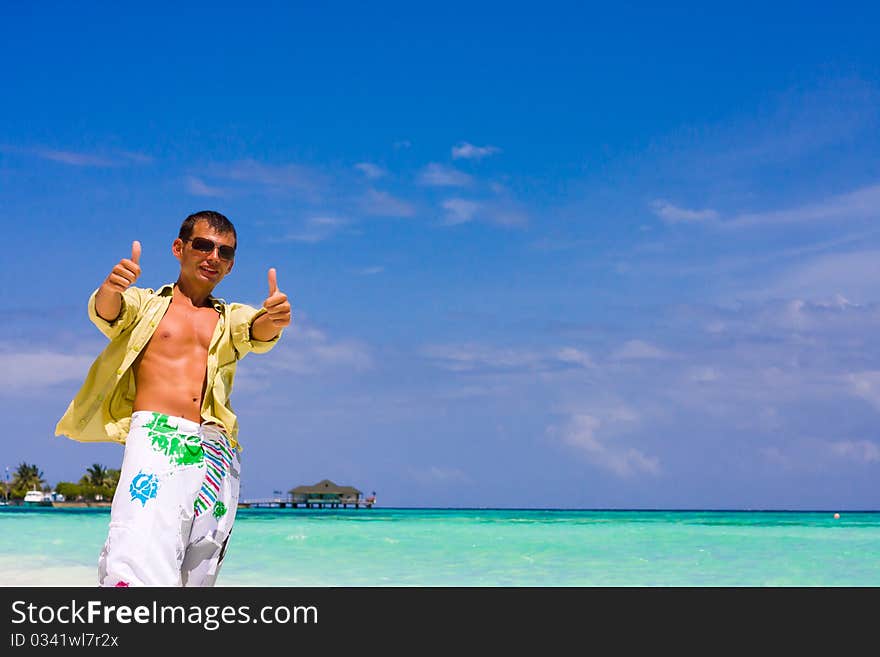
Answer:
[
  {"left": 87, "top": 286, "right": 145, "bottom": 340},
  {"left": 230, "top": 303, "right": 284, "bottom": 358}
]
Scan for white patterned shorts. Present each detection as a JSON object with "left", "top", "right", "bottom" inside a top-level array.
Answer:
[{"left": 98, "top": 411, "right": 241, "bottom": 587}]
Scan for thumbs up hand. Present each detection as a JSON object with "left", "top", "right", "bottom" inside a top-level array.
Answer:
[
  {"left": 262, "top": 267, "right": 291, "bottom": 328},
  {"left": 103, "top": 240, "right": 142, "bottom": 293}
]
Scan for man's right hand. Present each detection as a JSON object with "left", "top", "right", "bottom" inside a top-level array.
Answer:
[{"left": 103, "top": 241, "right": 142, "bottom": 293}]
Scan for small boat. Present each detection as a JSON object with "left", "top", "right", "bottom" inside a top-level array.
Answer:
[{"left": 23, "top": 490, "right": 51, "bottom": 506}]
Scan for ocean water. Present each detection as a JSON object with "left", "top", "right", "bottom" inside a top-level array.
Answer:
[{"left": 1, "top": 507, "right": 878, "bottom": 586}]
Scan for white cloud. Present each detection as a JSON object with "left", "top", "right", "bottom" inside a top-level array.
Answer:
[
  {"left": 651, "top": 200, "right": 719, "bottom": 224},
  {"left": 637, "top": 78, "right": 879, "bottom": 184},
  {"left": 688, "top": 367, "right": 719, "bottom": 383},
  {"left": 440, "top": 197, "right": 527, "bottom": 228},
  {"left": 35, "top": 150, "right": 112, "bottom": 167},
  {"left": 357, "top": 266, "right": 384, "bottom": 276},
  {"left": 757, "top": 437, "right": 880, "bottom": 473},
  {"left": 361, "top": 189, "right": 416, "bottom": 217},
  {"left": 555, "top": 348, "right": 595, "bottom": 368},
  {"left": 277, "top": 232, "right": 325, "bottom": 244},
  {"left": 309, "top": 216, "right": 347, "bottom": 227},
  {"left": 829, "top": 440, "right": 880, "bottom": 463},
  {"left": 433, "top": 385, "right": 498, "bottom": 400},
  {"left": 275, "top": 216, "right": 348, "bottom": 243},
  {"left": 848, "top": 371, "right": 880, "bottom": 411},
  {"left": 689, "top": 295, "right": 873, "bottom": 342},
  {"left": 418, "top": 163, "right": 472, "bottom": 187},
  {"left": 422, "top": 344, "right": 545, "bottom": 372},
  {"left": 310, "top": 342, "right": 374, "bottom": 370},
  {"left": 244, "top": 323, "right": 373, "bottom": 376},
  {"left": 726, "top": 183, "right": 880, "bottom": 228},
  {"left": 206, "top": 159, "right": 322, "bottom": 198},
  {"left": 442, "top": 198, "right": 480, "bottom": 225},
  {"left": 355, "top": 162, "right": 387, "bottom": 180},
  {"left": 484, "top": 206, "right": 528, "bottom": 228},
  {"left": 451, "top": 142, "right": 501, "bottom": 160},
  {"left": 39, "top": 149, "right": 109, "bottom": 167},
  {"left": 185, "top": 176, "right": 226, "bottom": 197},
  {"left": 760, "top": 250, "right": 880, "bottom": 303},
  {"left": 611, "top": 340, "right": 673, "bottom": 360},
  {"left": 554, "top": 413, "right": 660, "bottom": 477},
  {"left": 0, "top": 144, "right": 152, "bottom": 167},
  {"left": 528, "top": 237, "right": 595, "bottom": 252},
  {"left": 119, "top": 151, "right": 154, "bottom": 164},
  {"left": 422, "top": 343, "right": 597, "bottom": 373},
  {"left": 0, "top": 351, "right": 94, "bottom": 390}
]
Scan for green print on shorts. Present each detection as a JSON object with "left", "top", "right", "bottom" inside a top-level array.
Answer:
[
  {"left": 145, "top": 412, "right": 204, "bottom": 466},
  {"left": 213, "top": 501, "right": 227, "bottom": 519}
]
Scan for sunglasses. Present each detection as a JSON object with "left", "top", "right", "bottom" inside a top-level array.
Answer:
[{"left": 184, "top": 237, "right": 236, "bottom": 261}]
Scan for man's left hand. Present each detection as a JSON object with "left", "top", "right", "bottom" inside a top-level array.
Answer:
[{"left": 263, "top": 268, "right": 292, "bottom": 328}]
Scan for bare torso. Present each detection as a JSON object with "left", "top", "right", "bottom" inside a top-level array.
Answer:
[{"left": 131, "top": 294, "right": 219, "bottom": 424}]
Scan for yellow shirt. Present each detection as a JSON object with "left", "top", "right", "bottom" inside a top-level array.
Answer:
[{"left": 54, "top": 283, "right": 283, "bottom": 451}]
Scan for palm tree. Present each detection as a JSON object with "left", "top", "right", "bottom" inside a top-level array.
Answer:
[
  {"left": 73, "top": 464, "right": 121, "bottom": 501},
  {"left": 84, "top": 463, "right": 108, "bottom": 487},
  {"left": 105, "top": 469, "right": 121, "bottom": 492},
  {"left": 10, "top": 462, "right": 45, "bottom": 498}
]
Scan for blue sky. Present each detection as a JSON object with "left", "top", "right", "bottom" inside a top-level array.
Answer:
[{"left": 2, "top": 1, "right": 879, "bottom": 509}]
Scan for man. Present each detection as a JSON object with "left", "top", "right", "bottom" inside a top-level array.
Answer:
[{"left": 55, "top": 210, "right": 291, "bottom": 587}]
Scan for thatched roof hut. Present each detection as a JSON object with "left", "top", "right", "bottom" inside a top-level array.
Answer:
[{"left": 289, "top": 479, "right": 362, "bottom": 502}]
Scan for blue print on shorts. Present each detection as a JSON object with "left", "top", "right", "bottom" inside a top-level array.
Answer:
[{"left": 130, "top": 471, "right": 159, "bottom": 506}]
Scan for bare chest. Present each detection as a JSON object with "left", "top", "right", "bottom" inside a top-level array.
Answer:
[{"left": 150, "top": 303, "right": 220, "bottom": 352}]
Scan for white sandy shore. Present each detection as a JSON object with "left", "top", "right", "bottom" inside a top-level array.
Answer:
[
  {"left": 0, "top": 556, "right": 257, "bottom": 587},
  {"left": 0, "top": 558, "right": 96, "bottom": 586}
]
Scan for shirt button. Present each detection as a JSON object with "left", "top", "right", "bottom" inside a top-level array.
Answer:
[
  {"left": 117, "top": 369, "right": 124, "bottom": 375},
  {"left": 131, "top": 345, "right": 140, "bottom": 352}
]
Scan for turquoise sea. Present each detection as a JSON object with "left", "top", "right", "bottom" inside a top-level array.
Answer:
[{"left": 1, "top": 507, "right": 879, "bottom": 586}]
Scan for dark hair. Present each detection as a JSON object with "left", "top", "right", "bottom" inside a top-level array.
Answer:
[{"left": 179, "top": 210, "right": 237, "bottom": 246}]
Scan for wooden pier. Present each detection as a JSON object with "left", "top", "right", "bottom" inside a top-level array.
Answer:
[
  {"left": 239, "top": 479, "right": 376, "bottom": 510},
  {"left": 239, "top": 497, "right": 374, "bottom": 509}
]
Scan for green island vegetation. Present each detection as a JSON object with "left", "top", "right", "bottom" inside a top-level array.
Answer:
[{"left": 4, "top": 462, "right": 120, "bottom": 502}]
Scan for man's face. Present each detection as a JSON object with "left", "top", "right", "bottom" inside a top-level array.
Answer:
[{"left": 173, "top": 220, "right": 236, "bottom": 287}]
